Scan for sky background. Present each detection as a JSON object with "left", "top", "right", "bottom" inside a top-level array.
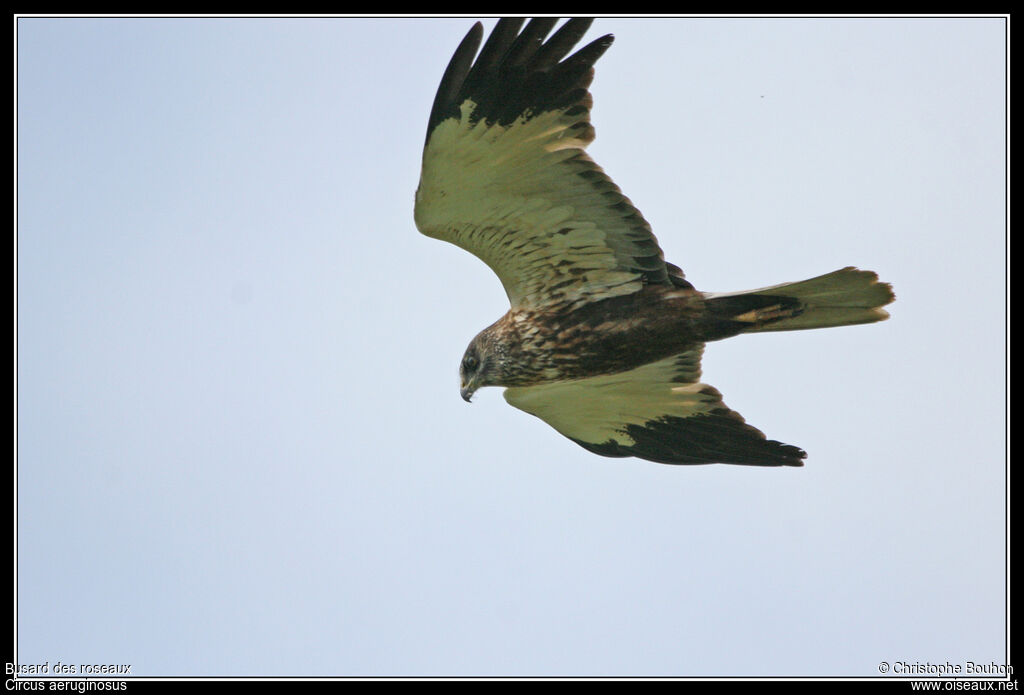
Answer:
[{"left": 16, "top": 16, "right": 1006, "bottom": 678}]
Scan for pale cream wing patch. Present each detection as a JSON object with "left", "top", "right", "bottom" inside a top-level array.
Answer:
[
  {"left": 414, "top": 100, "right": 663, "bottom": 311},
  {"left": 503, "top": 350, "right": 806, "bottom": 466},
  {"left": 503, "top": 351, "right": 708, "bottom": 446}
]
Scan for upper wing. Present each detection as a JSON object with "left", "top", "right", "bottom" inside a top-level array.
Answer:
[
  {"left": 415, "top": 18, "right": 680, "bottom": 312},
  {"left": 504, "top": 349, "right": 807, "bottom": 466}
]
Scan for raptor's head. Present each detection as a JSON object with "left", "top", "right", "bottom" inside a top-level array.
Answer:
[{"left": 459, "top": 328, "right": 505, "bottom": 402}]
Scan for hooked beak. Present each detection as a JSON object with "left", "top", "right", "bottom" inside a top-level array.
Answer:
[{"left": 460, "top": 376, "right": 477, "bottom": 403}]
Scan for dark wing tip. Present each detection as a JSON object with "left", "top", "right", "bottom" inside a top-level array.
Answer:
[
  {"left": 424, "top": 18, "right": 612, "bottom": 147},
  {"left": 424, "top": 21, "right": 484, "bottom": 145},
  {"left": 573, "top": 412, "right": 808, "bottom": 467}
]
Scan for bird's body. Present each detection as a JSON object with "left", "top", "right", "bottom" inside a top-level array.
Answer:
[
  {"left": 414, "top": 18, "right": 894, "bottom": 467},
  {"left": 470, "top": 285, "right": 705, "bottom": 387}
]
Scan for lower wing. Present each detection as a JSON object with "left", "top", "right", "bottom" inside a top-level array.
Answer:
[{"left": 503, "top": 350, "right": 806, "bottom": 466}]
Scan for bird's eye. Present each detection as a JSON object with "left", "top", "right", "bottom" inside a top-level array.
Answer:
[{"left": 463, "top": 355, "right": 478, "bottom": 371}]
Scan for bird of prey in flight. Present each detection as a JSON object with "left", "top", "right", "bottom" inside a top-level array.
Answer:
[{"left": 414, "top": 18, "right": 894, "bottom": 466}]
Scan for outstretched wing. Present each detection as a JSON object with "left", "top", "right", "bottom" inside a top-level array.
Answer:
[
  {"left": 415, "top": 18, "right": 681, "bottom": 312},
  {"left": 504, "top": 349, "right": 807, "bottom": 466}
]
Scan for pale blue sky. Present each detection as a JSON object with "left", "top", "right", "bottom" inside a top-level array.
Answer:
[{"left": 16, "top": 16, "right": 1006, "bottom": 677}]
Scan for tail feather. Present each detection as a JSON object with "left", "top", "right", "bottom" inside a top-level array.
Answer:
[{"left": 704, "top": 267, "right": 895, "bottom": 332}]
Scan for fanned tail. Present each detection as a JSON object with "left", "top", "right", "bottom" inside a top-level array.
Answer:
[{"left": 704, "top": 267, "right": 895, "bottom": 333}]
